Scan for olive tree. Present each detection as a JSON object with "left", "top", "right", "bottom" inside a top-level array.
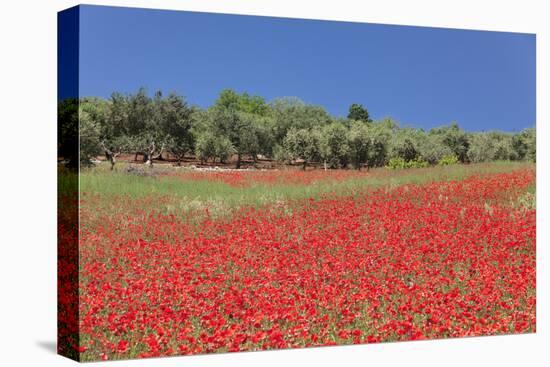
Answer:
[
  {"left": 347, "top": 121, "right": 371, "bottom": 170},
  {"left": 416, "top": 133, "right": 453, "bottom": 164},
  {"left": 207, "top": 89, "right": 274, "bottom": 168},
  {"left": 58, "top": 98, "right": 79, "bottom": 169},
  {"left": 429, "top": 123, "right": 470, "bottom": 163},
  {"left": 389, "top": 128, "right": 424, "bottom": 162},
  {"left": 467, "top": 133, "right": 495, "bottom": 163},
  {"left": 158, "top": 93, "right": 195, "bottom": 165},
  {"left": 195, "top": 132, "right": 235, "bottom": 164},
  {"left": 365, "top": 121, "right": 393, "bottom": 168},
  {"left": 512, "top": 128, "right": 536, "bottom": 162},
  {"left": 283, "top": 128, "right": 321, "bottom": 170},
  {"left": 319, "top": 122, "right": 350, "bottom": 169},
  {"left": 270, "top": 97, "right": 332, "bottom": 147},
  {"left": 78, "top": 109, "right": 102, "bottom": 166}
]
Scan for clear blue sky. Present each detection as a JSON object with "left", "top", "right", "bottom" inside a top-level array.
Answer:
[{"left": 77, "top": 5, "right": 536, "bottom": 132}]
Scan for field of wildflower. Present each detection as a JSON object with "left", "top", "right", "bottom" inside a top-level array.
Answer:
[{"left": 59, "top": 162, "right": 536, "bottom": 361}]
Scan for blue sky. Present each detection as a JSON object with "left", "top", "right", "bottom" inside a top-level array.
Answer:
[{"left": 77, "top": 5, "right": 536, "bottom": 132}]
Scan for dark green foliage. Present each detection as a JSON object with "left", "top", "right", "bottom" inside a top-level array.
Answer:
[
  {"left": 79, "top": 97, "right": 110, "bottom": 166},
  {"left": 195, "top": 132, "right": 234, "bottom": 164},
  {"left": 416, "top": 134, "right": 454, "bottom": 165},
  {"left": 390, "top": 128, "right": 423, "bottom": 162},
  {"left": 524, "top": 128, "right": 536, "bottom": 162},
  {"left": 283, "top": 128, "right": 321, "bottom": 170},
  {"left": 429, "top": 123, "right": 470, "bottom": 163},
  {"left": 512, "top": 128, "right": 536, "bottom": 162},
  {"left": 366, "top": 122, "right": 392, "bottom": 168},
  {"left": 159, "top": 93, "right": 195, "bottom": 164},
  {"left": 58, "top": 98, "right": 79, "bottom": 169},
  {"left": 347, "top": 103, "right": 371, "bottom": 123},
  {"left": 468, "top": 133, "right": 496, "bottom": 163},
  {"left": 319, "top": 122, "right": 350, "bottom": 168},
  {"left": 69, "top": 87, "right": 535, "bottom": 170},
  {"left": 347, "top": 121, "right": 371, "bottom": 170},
  {"left": 208, "top": 89, "right": 273, "bottom": 167},
  {"left": 270, "top": 97, "right": 332, "bottom": 147},
  {"left": 79, "top": 106, "right": 103, "bottom": 166},
  {"left": 490, "top": 132, "right": 517, "bottom": 161}
]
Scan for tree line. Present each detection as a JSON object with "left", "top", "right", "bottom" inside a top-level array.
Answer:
[{"left": 58, "top": 87, "right": 536, "bottom": 170}]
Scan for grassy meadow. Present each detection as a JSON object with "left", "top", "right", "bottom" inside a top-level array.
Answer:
[{"left": 79, "top": 161, "right": 533, "bottom": 220}]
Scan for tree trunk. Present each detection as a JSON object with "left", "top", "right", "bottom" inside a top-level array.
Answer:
[
  {"left": 101, "top": 141, "right": 119, "bottom": 171},
  {"left": 134, "top": 152, "right": 139, "bottom": 161},
  {"left": 302, "top": 160, "right": 307, "bottom": 171},
  {"left": 104, "top": 151, "right": 116, "bottom": 170},
  {"left": 236, "top": 153, "right": 241, "bottom": 169},
  {"left": 144, "top": 152, "right": 153, "bottom": 168},
  {"left": 145, "top": 154, "right": 153, "bottom": 168}
]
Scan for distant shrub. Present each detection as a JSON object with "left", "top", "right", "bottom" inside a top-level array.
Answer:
[
  {"left": 438, "top": 154, "right": 459, "bottom": 166},
  {"left": 387, "top": 157, "right": 428, "bottom": 169},
  {"left": 215, "top": 137, "right": 236, "bottom": 163},
  {"left": 468, "top": 133, "right": 495, "bottom": 163},
  {"left": 407, "top": 157, "right": 429, "bottom": 168},
  {"left": 417, "top": 136, "right": 454, "bottom": 165},
  {"left": 195, "top": 133, "right": 235, "bottom": 164},
  {"left": 387, "top": 157, "right": 407, "bottom": 169},
  {"left": 195, "top": 133, "right": 217, "bottom": 163}
]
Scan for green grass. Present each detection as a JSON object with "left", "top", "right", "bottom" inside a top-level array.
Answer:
[
  {"left": 58, "top": 168, "right": 79, "bottom": 196},
  {"left": 77, "top": 161, "right": 533, "bottom": 218}
]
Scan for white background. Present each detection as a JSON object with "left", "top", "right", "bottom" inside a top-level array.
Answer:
[{"left": 0, "top": 0, "right": 548, "bottom": 365}]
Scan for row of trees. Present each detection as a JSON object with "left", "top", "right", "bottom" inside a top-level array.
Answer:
[{"left": 59, "top": 88, "right": 536, "bottom": 170}]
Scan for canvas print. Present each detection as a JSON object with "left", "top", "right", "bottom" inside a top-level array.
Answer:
[{"left": 57, "top": 5, "right": 536, "bottom": 362}]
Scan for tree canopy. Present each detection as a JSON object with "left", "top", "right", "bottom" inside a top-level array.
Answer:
[
  {"left": 347, "top": 103, "right": 372, "bottom": 123},
  {"left": 58, "top": 87, "right": 536, "bottom": 170}
]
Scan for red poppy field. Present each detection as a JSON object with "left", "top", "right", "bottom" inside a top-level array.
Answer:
[{"left": 60, "top": 163, "right": 536, "bottom": 361}]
